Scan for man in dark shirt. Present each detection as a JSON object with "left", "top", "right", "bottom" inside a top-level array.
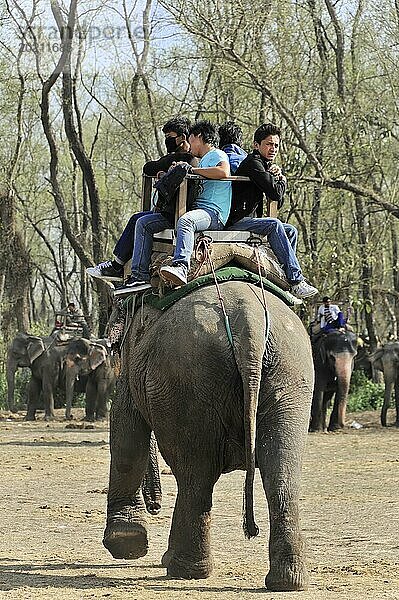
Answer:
[
  {"left": 227, "top": 123, "right": 318, "bottom": 299},
  {"left": 87, "top": 116, "right": 196, "bottom": 282}
]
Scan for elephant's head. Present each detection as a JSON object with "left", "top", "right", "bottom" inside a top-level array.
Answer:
[
  {"left": 322, "top": 330, "right": 357, "bottom": 371},
  {"left": 370, "top": 341, "right": 399, "bottom": 379},
  {"left": 64, "top": 338, "right": 108, "bottom": 419},
  {"left": 6, "top": 333, "right": 46, "bottom": 411}
]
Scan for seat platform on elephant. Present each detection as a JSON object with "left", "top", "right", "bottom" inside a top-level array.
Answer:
[{"left": 135, "top": 173, "right": 289, "bottom": 292}]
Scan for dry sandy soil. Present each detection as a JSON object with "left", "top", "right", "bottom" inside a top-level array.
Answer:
[{"left": 0, "top": 408, "right": 398, "bottom": 600}]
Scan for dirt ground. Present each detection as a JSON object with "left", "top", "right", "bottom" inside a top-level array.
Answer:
[{"left": 0, "top": 408, "right": 398, "bottom": 600}]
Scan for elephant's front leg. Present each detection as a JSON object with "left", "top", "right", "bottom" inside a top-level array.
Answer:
[
  {"left": 258, "top": 392, "right": 310, "bottom": 591},
  {"left": 394, "top": 378, "right": 399, "bottom": 427},
  {"left": 103, "top": 379, "right": 151, "bottom": 560},
  {"left": 25, "top": 377, "right": 41, "bottom": 420},
  {"left": 309, "top": 381, "right": 324, "bottom": 432}
]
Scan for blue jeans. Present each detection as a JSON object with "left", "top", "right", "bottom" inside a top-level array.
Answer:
[
  {"left": 323, "top": 312, "right": 345, "bottom": 331},
  {"left": 113, "top": 211, "right": 153, "bottom": 264},
  {"left": 173, "top": 209, "right": 224, "bottom": 267},
  {"left": 131, "top": 213, "right": 172, "bottom": 280},
  {"left": 227, "top": 217, "right": 302, "bottom": 283}
]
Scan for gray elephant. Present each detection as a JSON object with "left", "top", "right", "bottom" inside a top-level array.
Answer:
[
  {"left": 310, "top": 330, "right": 357, "bottom": 432},
  {"left": 6, "top": 332, "right": 67, "bottom": 419},
  {"left": 370, "top": 342, "right": 399, "bottom": 427},
  {"left": 64, "top": 337, "right": 116, "bottom": 421},
  {"left": 103, "top": 282, "right": 314, "bottom": 591}
]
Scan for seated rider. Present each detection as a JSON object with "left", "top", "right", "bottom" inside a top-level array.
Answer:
[
  {"left": 111, "top": 120, "right": 231, "bottom": 293},
  {"left": 219, "top": 121, "right": 298, "bottom": 253},
  {"left": 86, "top": 116, "right": 196, "bottom": 283},
  {"left": 218, "top": 121, "right": 247, "bottom": 173},
  {"left": 226, "top": 123, "right": 318, "bottom": 299},
  {"left": 317, "top": 296, "right": 346, "bottom": 332},
  {"left": 64, "top": 302, "right": 91, "bottom": 338}
]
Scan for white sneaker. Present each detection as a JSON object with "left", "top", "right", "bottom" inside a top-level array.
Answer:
[
  {"left": 86, "top": 260, "right": 123, "bottom": 282},
  {"left": 113, "top": 277, "right": 152, "bottom": 296},
  {"left": 160, "top": 264, "right": 188, "bottom": 286},
  {"left": 291, "top": 280, "right": 318, "bottom": 299}
]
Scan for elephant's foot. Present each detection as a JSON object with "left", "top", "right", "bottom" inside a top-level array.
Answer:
[
  {"left": 83, "top": 415, "right": 95, "bottom": 423},
  {"left": 265, "top": 556, "right": 309, "bottom": 591},
  {"left": 327, "top": 423, "right": 344, "bottom": 432},
  {"left": 103, "top": 506, "right": 148, "bottom": 559},
  {"left": 24, "top": 414, "right": 36, "bottom": 421},
  {"left": 166, "top": 553, "right": 213, "bottom": 579},
  {"left": 44, "top": 414, "right": 55, "bottom": 422},
  {"left": 161, "top": 548, "right": 174, "bottom": 568}
]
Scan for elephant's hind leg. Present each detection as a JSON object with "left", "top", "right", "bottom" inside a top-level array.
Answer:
[
  {"left": 162, "top": 430, "right": 222, "bottom": 579},
  {"left": 103, "top": 378, "right": 151, "bottom": 560},
  {"left": 258, "top": 387, "right": 310, "bottom": 591}
]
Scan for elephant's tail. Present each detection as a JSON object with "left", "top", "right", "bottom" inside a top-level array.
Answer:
[{"left": 230, "top": 288, "right": 268, "bottom": 539}]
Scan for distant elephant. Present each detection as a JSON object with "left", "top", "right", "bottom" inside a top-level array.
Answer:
[
  {"left": 64, "top": 337, "right": 116, "bottom": 421},
  {"left": 6, "top": 332, "right": 67, "bottom": 419},
  {"left": 370, "top": 342, "right": 399, "bottom": 427},
  {"left": 310, "top": 330, "right": 357, "bottom": 432},
  {"left": 103, "top": 282, "right": 314, "bottom": 591}
]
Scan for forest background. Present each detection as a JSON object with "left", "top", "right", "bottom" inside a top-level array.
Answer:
[{"left": 0, "top": 0, "right": 398, "bottom": 390}]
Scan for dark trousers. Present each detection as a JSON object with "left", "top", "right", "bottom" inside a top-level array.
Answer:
[{"left": 113, "top": 211, "right": 153, "bottom": 264}]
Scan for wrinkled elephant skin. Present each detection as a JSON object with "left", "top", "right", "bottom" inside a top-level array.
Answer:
[{"left": 103, "top": 282, "right": 314, "bottom": 591}]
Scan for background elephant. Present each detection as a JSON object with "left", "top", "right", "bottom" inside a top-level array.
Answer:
[
  {"left": 310, "top": 330, "right": 358, "bottom": 432},
  {"left": 7, "top": 332, "right": 67, "bottom": 419},
  {"left": 64, "top": 337, "right": 116, "bottom": 421},
  {"left": 370, "top": 342, "right": 399, "bottom": 427},
  {"left": 6, "top": 331, "right": 86, "bottom": 419},
  {"left": 103, "top": 282, "right": 314, "bottom": 592}
]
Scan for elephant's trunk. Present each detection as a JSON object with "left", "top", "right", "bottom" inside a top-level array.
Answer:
[
  {"left": 6, "top": 353, "right": 17, "bottom": 412},
  {"left": 64, "top": 357, "right": 79, "bottom": 420},
  {"left": 381, "top": 376, "right": 394, "bottom": 427},
  {"left": 330, "top": 354, "right": 353, "bottom": 429},
  {"left": 230, "top": 293, "right": 267, "bottom": 539},
  {"left": 141, "top": 432, "right": 162, "bottom": 515}
]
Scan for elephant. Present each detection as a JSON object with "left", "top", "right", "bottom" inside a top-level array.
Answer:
[
  {"left": 6, "top": 331, "right": 87, "bottom": 419},
  {"left": 102, "top": 281, "right": 314, "bottom": 591},
  {"left": 6, "top": 332, "right": 66, "bottom": 418},
  {"left": 370, "top": 342, "right": 399, "bottom": 427},
  {"left": 310, "top": 330, "right": 357, "bottom": 432},
  {"left": 64, "top": 337, "right": 116, "bottom": 421}
]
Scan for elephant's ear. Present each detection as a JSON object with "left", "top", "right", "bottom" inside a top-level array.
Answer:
[
  {"left": 370, "top": 348, "right": 384, "bottom": 372},
  {"left": 27, "top": 338, "right": 45, "bottom": 364},
  {"left": 89, "top": 346, "right": 107, "bottom": 370}
]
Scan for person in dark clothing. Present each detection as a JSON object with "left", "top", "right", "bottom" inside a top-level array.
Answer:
[
  {"left": 86, "top": 117, "right": 197, "bottom": 283},
  {"left": 227, "top": 123, "right": 318, "bottom": 299}
]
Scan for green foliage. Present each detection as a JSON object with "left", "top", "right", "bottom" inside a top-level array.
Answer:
[{"left": 347, "top": 370, "right": 385, "bottom": 412}]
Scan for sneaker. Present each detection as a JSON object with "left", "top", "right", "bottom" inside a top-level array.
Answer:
[
  {"left": 86, "top": 260, "right": 123, "bottom": 282},
  {"left": 113, "top": 276, "right": 151, "bottom": 297},
  {"left": 291, "top": 280, "right": 319, "bottom": 299},
  {"left": 160, "top": 263, "right": 188, "bottom": 286}
]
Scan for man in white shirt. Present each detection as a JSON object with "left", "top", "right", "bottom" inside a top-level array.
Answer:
[{"left": 317, "top": 296, "right": 345, "bottom": 331}]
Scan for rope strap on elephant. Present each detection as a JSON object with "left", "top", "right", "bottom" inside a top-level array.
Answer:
[{"left": 143, "top": 266, "right": 300, "bottom": 312}]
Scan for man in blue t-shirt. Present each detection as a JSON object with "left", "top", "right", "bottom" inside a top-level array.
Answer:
[{"left": 116, "top": 120, "right": 231, "bottom": 293}]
